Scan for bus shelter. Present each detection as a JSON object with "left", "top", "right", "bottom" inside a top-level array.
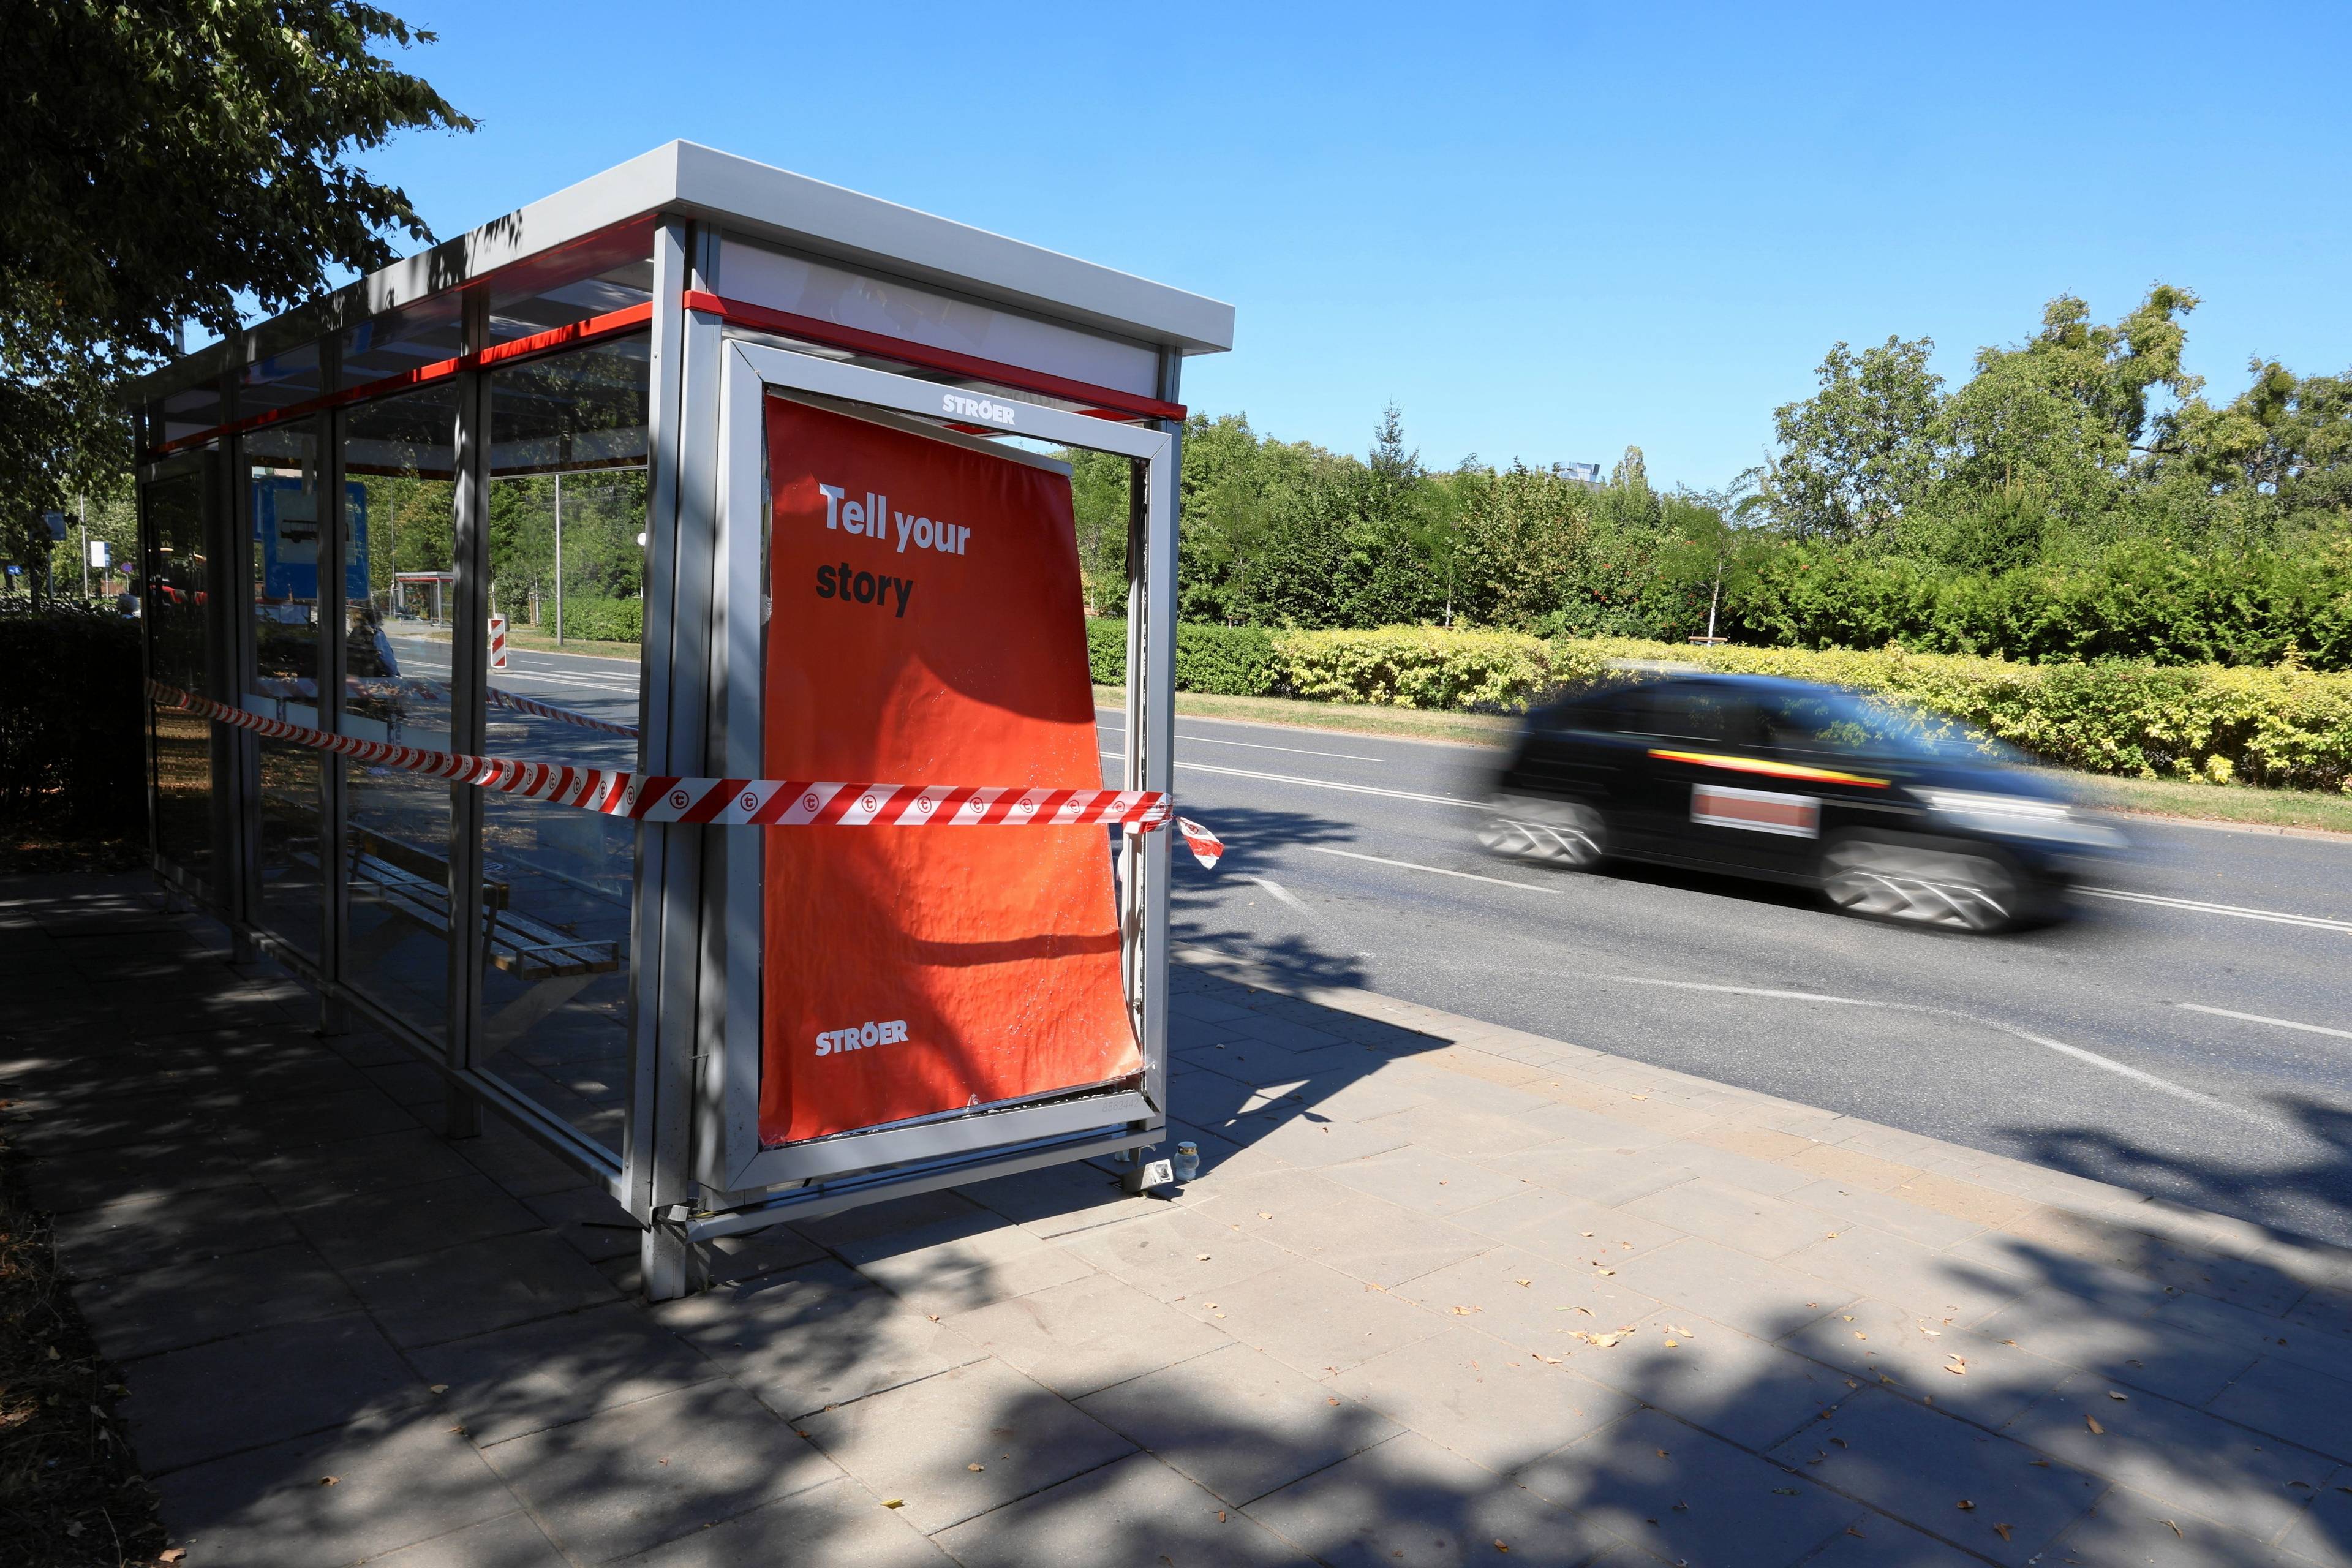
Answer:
[{"left": 127, "top": 142, "right": 1232, "bottom": 1297}]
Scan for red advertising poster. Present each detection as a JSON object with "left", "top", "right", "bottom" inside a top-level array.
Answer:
[{"left": 760, "top": 396, "right": 1142, "bottom": 1145}]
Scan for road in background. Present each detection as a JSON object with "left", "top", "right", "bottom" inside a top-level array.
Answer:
[
  {"left": 1102, "top": 704, "right": 2352, "bottom": 1250},
  {"left": 380, "top": 642, "right": 2352, "bottom": 1248}
]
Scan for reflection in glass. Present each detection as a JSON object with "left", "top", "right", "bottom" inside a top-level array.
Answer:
[
  {"left": 245, "top": 422, "right": 328, "bottom": 955},
  {"left": 145, "top": 468, "right": 214, "bottom": 889},
  {"left": 341, "top": 386, "right": 459, "bottom": 1040},
  {"left": 478, "top": 334, "right": 650, "bottom": 1153}
]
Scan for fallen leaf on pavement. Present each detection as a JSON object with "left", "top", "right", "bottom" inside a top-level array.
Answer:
[
  {"left": 2163, "top": 1520, "right": 2183, "bottom": 1538},
  {"left": 1515, "top": 1278, "right": 1532, "bottom": 1287},
  {"left": 1451, "top": 1305, "right": 1482, "bottom": 1315},
  {"left": 319, "top": 1477, "right": 338, "bottom": 1487},
  {"left": 883, "top": 1498, "right": 905, "bottom": 1508},
  {"left": 1845, "top": 1525, "right": 1864, "bottom": 1538},
  {"left": 428, "top": 1384, "right": 448, "bottom": 1395},
  {"left": 1595, "top": 1268, "right": 1616, "bottom": 1276},
  {"left": 1956, "top": 1499, "right": 1975, "bottom": 1511},
  {"left": 1664, "top": 1339, "right": 1681, "bottom": 1348},
  {"left": 1196, "top": 1254, "right": 1212, "bottom": 1261},
  {"left": 1945, "top": 1365, "right": 1967, "bottom": 1377},
  {"left": 1258, "top": 1212, "right": 1273, "bottom": 1219},
  {"left": 160, "top": 1552, "right": 187, "bottom": 1564},
  {"left": 1994, "top": 1523, "right": 2014, "bottom": 1542},
  {"left": 968, "top": 1463, "right": 985, "bottom": 1472},
  {"left": 2029, "top": 1459, "right": 2051, "bottom": 1468},
  {"left": 2086, "top": 1416, "right": 2104, "bottom": 1435},
  {"left": 2107, "top": 1390, "right": 2128, "bottom": 1401}
]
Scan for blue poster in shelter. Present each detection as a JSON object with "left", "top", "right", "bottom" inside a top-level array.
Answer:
[{"left": 254, "top": 477, "right": 368, "bottom": 603}]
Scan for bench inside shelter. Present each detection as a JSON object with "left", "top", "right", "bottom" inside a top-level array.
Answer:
[{"left": 341, "top": 823, "right": 622, "bottom": 1051}]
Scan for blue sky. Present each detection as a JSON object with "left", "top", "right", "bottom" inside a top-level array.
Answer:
[{"left": 360, "top": 0, "right": 2352, "bottom": 492}]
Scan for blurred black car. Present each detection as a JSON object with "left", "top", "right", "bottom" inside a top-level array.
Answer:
[{"left": 1481, "top": 673, "right": 2125, "bottom": 932}]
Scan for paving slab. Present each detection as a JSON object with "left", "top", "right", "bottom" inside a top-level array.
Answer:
[
  {"left": 1779, "top": 1295, "right": 2078, "bottom": 1429},
  {"left": 617, "top": 1475, "right": 953, "bottom": 1566},
  {"left": 1244, "top": 1430, "right": 1628, "bottom": 1567},
  {"left": 154, "top": 1412, "right": 519, "bottom": 1568},
  {"left": 797, "top": 1358, "right": 1134, "bottom": 1534},
  {"left": 653, "top": 1258, "right": 989, "bottom": 1419},
  {"left": 482, "top": 1381, "right": 840, "bottom": 1562},
  {"left": 2000, "top": 1371, "right": 2333, "bottom": 1541},
  {"left": 77, "top": 1238, "right": 358, "bottom": 1360},
  {"left": 1515, "top": 1406, "right": 1855, "bottom": 1568},
  {"left": 1170, "top": 1256, "right": 1450, "bottom": 1376},
  {"left": 345, "top": 1230, "right": 622, "bottom": 1347},
  {"left": 126, "top": 1313, "right": 429, "bottom": 1474},
  {"left": 1573, "top": 1311, "right": 1855, "bottom": 1452},
  {"left": 933, "top": 1450, "right": 1313, "bottom": 1567},
  {"left": 408, "top": 1302, "right": 726, "bottom": 1446},
  {"left": 1770, "top": 1387, "right": 2104, "bottom": 1568},
  {"left": 1077, "top": 1341, "right": 1400, "bottom": 1507},
  {"left": 1328, "top": 1322, "right": 1637, "bottom": 1469},
  {"left": 943, "top": 1270, "right": 1231, "bottom": 1398}
]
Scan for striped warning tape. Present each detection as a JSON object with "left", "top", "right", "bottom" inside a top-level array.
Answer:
[{"left": 156, "top": 681, "right": 1222, "bottom": 860}]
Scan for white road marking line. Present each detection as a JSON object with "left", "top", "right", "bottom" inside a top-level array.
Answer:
[
  {"left": 2078, "top": 886, "right": 2352, "bottom": 935},
  {"left": 1095, "top": 716, "right": 1378, "bottom": 763},
  {"left": 1305, "top": 845, "right": 1564, "bottom": 895},
  {"left": 1095, "top": 753, "right": 1480, "bottom": 809},
  {"left": 1981, "top": 1021, "right": 2271, "bottom": 1123},
  {"left": 1600, "top": 975, "right": 1881, "bottom": 1006},
  {"left": 1591, "top": 975, "right": 2274, "bottom": 1125},
  {"left": 1243, "top": 875, "right": 1314, "bottom": 915},
  {"left": 2175, "top": 1003, "right": 2352, "bottom": 1042},
  {"left": 1180, "top": 735, "right": 1381, "bottom": 762}
]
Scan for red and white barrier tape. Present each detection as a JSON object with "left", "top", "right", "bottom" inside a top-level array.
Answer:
[{"left": 161, "top": 680, "right": 1226, "bottom": 862}]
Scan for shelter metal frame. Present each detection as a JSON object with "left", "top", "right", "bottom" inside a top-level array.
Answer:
[{"left": 119, "top": 145, "right": 1223, "bottom": 1298}]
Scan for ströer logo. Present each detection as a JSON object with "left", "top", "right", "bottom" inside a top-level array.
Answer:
[
  {"left": 940, "top": 392, "right": 1017, "bottom": 427},
  {"left": 669, "top": 789, "right": 689, "bottom": 809},
  {"left": 815, "top": 1019, "right": 908, "bottom": 1057}
]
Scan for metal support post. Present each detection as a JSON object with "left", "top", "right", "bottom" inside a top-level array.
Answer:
[{"left": 444, "top": 291, "right": 492, "bottom": 1141}]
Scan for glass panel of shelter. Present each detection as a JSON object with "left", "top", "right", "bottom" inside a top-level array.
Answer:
[
  {"left": 339, "top": 383, "right": 460, "bottom": 1042},
  {"left": 476, "top": 332, "right": 650, "bottom": 1156},
  {"left": 243, "top": 420, "right": 329, "bottom": 957},
  {"left": 144, "top": 461, "right": 218, "bottom": 894}
]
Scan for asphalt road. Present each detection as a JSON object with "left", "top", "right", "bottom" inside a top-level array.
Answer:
[
  {"left": 1108, "top": 703, "right": 2352, "bottom": 1250},
  {"left": 403, "top": 642, "right": 2352, "bottom": 1248}
]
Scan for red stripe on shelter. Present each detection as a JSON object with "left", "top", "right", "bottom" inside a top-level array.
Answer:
[{"left": 759, "top": 398, "right": 1139, "bottom": 1146}]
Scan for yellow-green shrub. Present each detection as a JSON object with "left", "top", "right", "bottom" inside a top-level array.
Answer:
[
  {"left": 1272, "top": 627, "right": 1553, "bottom": 710},
  {"left": 1556, "top": 636, "right": 2352, "bottom": 791}
]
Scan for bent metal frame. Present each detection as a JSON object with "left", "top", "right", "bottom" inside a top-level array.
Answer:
[{"left": 125, "top": 143, "right": 1232, "bottom": 1299}]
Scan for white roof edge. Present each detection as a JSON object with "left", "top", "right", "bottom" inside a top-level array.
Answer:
[
  {"left": 137, "top": 141, "right": 1231, "bottom": 398},
  {"left": 666, "top": 143, "right": 1234, "bottom": 355}
]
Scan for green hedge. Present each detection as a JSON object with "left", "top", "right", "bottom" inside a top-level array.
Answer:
[
  {"left": 0, "top": 602, "right": 145, "bottom": 831},
  {"left": 1087, "top": 617, "right": 2352, "bottom": 790},
  {"left": 1730, "top": 539, "right": 2352, "bottom": 671},
  {"left": 1554, "top": 636, "right": 2352, "bottom": 792},
  {"left": 1275, "top": 626, "right": 1551, "bottom": 710},
  {"left": 1084, "top": 620, "right": 1279, "bottom": 696},
  {"left": 556, "top": 597, "right": 643, "bottom": 643}
]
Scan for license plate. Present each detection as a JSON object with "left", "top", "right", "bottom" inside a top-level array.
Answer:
[{"left": 1692, "top": 783, "right": 1819, "bottom": 838}]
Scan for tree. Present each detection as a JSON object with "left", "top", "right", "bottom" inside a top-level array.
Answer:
[
  {"left": 2, "top": 2, "right": 471, "bottom": 573},
  {"left": 1760, "top": 336, "right": 1943, "bottom": 541}
]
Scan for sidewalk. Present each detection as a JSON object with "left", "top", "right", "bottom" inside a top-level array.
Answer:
[{"left": 8, "top": 871, "right": 2352, "bottom": 1567}]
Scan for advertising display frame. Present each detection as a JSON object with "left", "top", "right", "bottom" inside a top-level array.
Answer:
[
  {"left": 684, "top": 344, "right": 1175, "bottom": 1207},
  {"left": 119, "top": 143, "right": 1226, "bottom": 1300}
]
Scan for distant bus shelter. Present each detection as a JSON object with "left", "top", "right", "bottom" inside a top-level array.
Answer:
[{"left": 127, "top": 143, "right": 1234, "bottom": 1296}]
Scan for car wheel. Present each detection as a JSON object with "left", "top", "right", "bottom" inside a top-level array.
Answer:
[
  {"left": 1478, "top": 797, "right": 1607, "bottom": 869},
  {"left": 1819, "top": 833, "right": 2020, "bottom": 933}
]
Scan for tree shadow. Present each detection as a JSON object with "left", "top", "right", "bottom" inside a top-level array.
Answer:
[{"left": 17, "top": 875, "right": 2352, "bottom": 1567}]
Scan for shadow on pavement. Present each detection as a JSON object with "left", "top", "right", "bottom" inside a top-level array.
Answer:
[{"left": 11, "top": 870, "right": 2352, "bottom": 1566}]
